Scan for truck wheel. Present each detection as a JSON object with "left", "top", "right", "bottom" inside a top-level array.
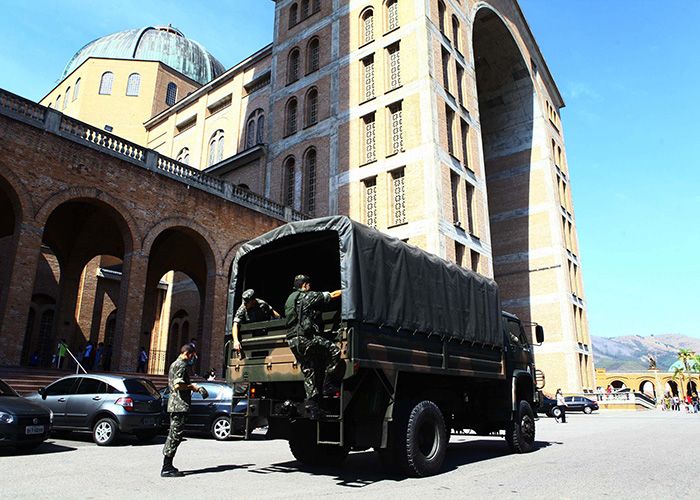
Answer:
[
  {"left": 288, "top": 421, "right": 348, "bottom": 467},
  {"left": 394, "top": 400, "right": 447, "bottom": 477},
  {"left": 506, "top": 401, "right": 535, "bottom": 453}
]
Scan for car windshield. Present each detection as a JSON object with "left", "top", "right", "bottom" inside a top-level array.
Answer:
[
  {"left": 0, "top": 380, "right": 19, "bottom": 397},
  {"left": 124, "top": 378, "right": 160, "bottom": 398}
]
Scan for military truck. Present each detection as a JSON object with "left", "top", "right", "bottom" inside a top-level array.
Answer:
[{"left": 226, "top": 216, "right": 545, "bottom": 477}]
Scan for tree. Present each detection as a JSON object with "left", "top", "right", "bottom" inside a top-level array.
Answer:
[{"left": 673, "top": 349, "right": 697, "bottom": 399}]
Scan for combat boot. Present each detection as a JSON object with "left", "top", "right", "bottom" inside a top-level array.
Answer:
[
  {"left": 304, "top": 399, "right": 325, "bottom": 420},
  {"left": 161, "top": 456, "right": 184, "bottom": 477}
]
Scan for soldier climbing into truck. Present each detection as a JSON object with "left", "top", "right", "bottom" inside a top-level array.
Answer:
[{"left": 226, "top": 216, "right": 546, "bottom": 477}]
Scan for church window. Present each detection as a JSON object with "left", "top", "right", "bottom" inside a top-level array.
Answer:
[
  {"left": 285, "top": 98, "right": 298, "bottom": 136},
  {"left": 452, "top": 15, "right": 461, "bottom": 51},
  {"left": 362, "top": 54, "right": 375, "bottom": 101},
  {"left": 301, "top": 0, "right": 309, "bottom": 18},
  {"left": 305, "top": 88, "right": 318, "bottom": 127},
  {"left": 304, "top": 148, "right": 317, "bottom": 215},
  {"left": 438, "top": 1, "right": 446, "bottom": 34},
  {"left": 312, "top": 0, "right": 321, "bottom": 13},
  {"left": 386, "top": 0, "right": 399, "bottom": 32},
  {"left": 288, "top": 48, "right": 300, "bottom": 84},
  {"left": 256, "top": 114, "right": 265, "bottom": 144},
  {"left": 391, "top": 168, "right": 406, "bottom": 225},
  {"left": 207, "top": 130, "right": 225, "bottom": 166},
  {"left": 387, "top": 43, "right": 401, "bottom": 90},
  {"left": 362, "top": 113, "right": 376, "bottom": 164},
  {"left": 361, "top": 9, "right": 374, "bottom": 45},
  {"left": 388, "top": 101, "right": 404, "bottom": 154},
  {"left": 289, "top": 3, "right": 298, "bottom": 28},
  {"left": 307, "top": 38, "right": 320, "bottom": 74},
  {"left": 99, "top": 72, "right": 113, "bottom": 95},
  {"left": 363, "top": 177, "right": 377, "bottom": 227},
  {"left": 246, "top": 118, "right": 256, "bottom": 149},
  {"left": 126, "top": 73, "right": 141, "bottom": 96},
  {"left": 73, "top": 78, "right": 81, "bottom": 100},
  {"left": 177, "top": 147, "right": 190, "bottom": 165},
  {"left": 55, "top": 95, "right": 62, "bottom": 109},
  {"left": 284, "top": 157, "right": 296, "bottom": 207},
  {"left": 63, "top": 88, "right": 70, "bottom": 109},
  {"left": 166, "top": 82, "right": 178, "bottom": 106}
]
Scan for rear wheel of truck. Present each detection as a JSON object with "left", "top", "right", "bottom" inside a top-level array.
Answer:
[
  {"left": 506, "top": 400, "right": 536, "bottom": 453},
  {"left": 288, "top": 421, "right": 349, "bottom": 467},
  {"left": 392, "top": 400, "right": 447, "bottom": 477}
]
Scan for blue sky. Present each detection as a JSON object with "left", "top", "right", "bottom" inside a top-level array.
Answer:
[{"left": 1, "top": 1, "right": 697, "bottom": 339}]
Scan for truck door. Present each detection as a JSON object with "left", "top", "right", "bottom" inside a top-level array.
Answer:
[{"left": 505, "top": 317, "right": 531, "bottom": 371}]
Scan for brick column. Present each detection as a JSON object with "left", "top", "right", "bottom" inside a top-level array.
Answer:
[
  {"left": 112, "top": 251, "right": 149, "bottom": 371},
  {"left": 54, "top": 261, "right": 86, "bottom": 351},
  {"left": 198, "top": 272, "right": 228, "bottom": 375},
  {"left": 0, "top": 221, "right": 43, "bottom": 366}
]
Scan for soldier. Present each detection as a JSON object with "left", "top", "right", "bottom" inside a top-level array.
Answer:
[
  {"left": 231, "top": 288, "right": 280, "bottom": 352},
  {"left": 284, "top": 274, "right": 342, "bottom": 419},
  {"left": 161, "top": 343, "right": 207, "bottom": 477}
]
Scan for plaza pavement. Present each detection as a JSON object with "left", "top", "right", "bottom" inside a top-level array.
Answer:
[{"left": 1, "top": 410, "right": 697, "bottom": 499}]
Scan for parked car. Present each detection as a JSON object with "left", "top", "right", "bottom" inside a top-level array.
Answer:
[
  {"left": 563, "top": 396, "right": 599, "bottom": 414},
  {"left": 25, "top": 374, "right": 162, "bottom": 446},
  {"left": 536, "top": 395, "right": 563, "bottom": 419},
  {"left": 0, "top": 379, "right": 52, "bottom": 451},
  {"left": 160, "top": 381, "right": 266, "bottom": 440}
]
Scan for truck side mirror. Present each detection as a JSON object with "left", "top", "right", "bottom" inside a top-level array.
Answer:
[{"left": 535, "top": 325, "right": 544, "bottom": 344}]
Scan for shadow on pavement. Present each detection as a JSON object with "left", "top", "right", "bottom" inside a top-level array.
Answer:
[
  {"left": 247, "top": 438, "right": 558, "bottom": 488},
  {"left": 0, "top": 441, "right": 77, "bottom": 456},
  {"left": 49, "top": 430, "right": 167, "bottom": 447},
  {"left": 183, "top": 463, "right": 253, "bottom": 476}
]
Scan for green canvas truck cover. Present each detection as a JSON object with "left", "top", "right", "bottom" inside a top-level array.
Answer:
[{"left": 227, "top": 216, "right": 502, "bottom": 347}]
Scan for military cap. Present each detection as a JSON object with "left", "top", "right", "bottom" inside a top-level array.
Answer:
[{"left": 242, "top": 289, "right": 256, "bottom": 302}]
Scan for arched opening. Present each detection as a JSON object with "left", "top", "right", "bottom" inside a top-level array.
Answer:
[
  {"left": 687, "top": 380, "right": 698, "bottom": 396},
  {"left": 610, "top": 380, "right": 626, "bottom": 390},
  {"left": 32, "top": 198, "right": 133, "bottom": 371},
  {"left": 665, "top": 380, "right": 679, "bottom": 397},
  {"left": 142, "top": 226, "right": 214, "bottom": 374},
  {"left": 472, "top": 8, "right": 535, "bottom": 324},
  {"left": 0, "top": 178, "right": 21, "bottom": 319},
  {"left": 639, "top": 380, "right": 656, "bottom": 398}
]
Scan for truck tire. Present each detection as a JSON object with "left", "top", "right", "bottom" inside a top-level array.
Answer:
[
  {"left": 392, "top": 400, "right": 447, "bottom": 477},
  {"left": 505, "top": 400, "right": 535, "bottom": 453},
  {"left": 288, "top": 421, "right": 349, "bottom": 467}
]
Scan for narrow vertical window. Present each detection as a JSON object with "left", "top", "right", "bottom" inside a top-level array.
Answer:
[
  {"left": 388, "top": 102, "right": 404, "bottom": 154},
  {"left": 288, "top": 48, "right": 300, "bottom": 84},
  {"left": 286, "top": 98, "right": 298, "bottom": 135},
  {"left": 363, "top": 177, "right": 377, "bottom": 227},
  {"left": 361, "top": 9, "right": 374, "bottom": 45},
  {"left": 441, "top": 48, "right": 451, "bottom": 93},
  {"left": 387, "top": 43, "right": 401, "bottom": 90},
  {"left": 56, "top": 95, "right": 62, "bottom": 109},
  {"left": 386, "top": 0, "right": 399, "bottom": 31},
  {"left": 126, "top": 73, "right": 141, "bottom": 96},
  {"left": 99, "top": 72, "right": 113, "bottom": 95},
  {"left": 460, "top": 118, "right": 469, "bottom": 168},
  {"left": 304, "top": 148, "right": 317, "bottom": 214},
  {"left": 208, "top": 130, "right": 224, "bottom": 166},
  {"left": 470, "top": 249, "right": 480, "bottom": 272},
  {"left": 307, "top": 38, "right": 320, "bottom": 73},
  {"left": 177, "top": 148, "right": 190, "bottom": 165},
  {"left": 63, "top": 88, "right": 70, "bottom": 109},
  {"left": 166, "top": 82, "right": 178, "bottom": 105},
  {"left": 455, "top": 241, "right": 465, "bottom": 267},
  {"left": 362, "top": 113, "right": 376, "bottom": 164},
  {"left": 465, "top": 181, "right": 475, "bottom": 234},
  {"left": 362, "top": 54, "right": 375, "bottom": 101},
  {"left": 246, "top": 119, "right": 256, "bottom": 149},
  {"left": 301, "top": 0, "right": 309, "bottom": 18},
  {"left": 284, "top": 157, "right": 296, "bottom": 207},
  {"left": 451, "top": 15, "right": 460, "bottom": 51},
  {"left": 451, "top": 172, "right": 460, "bottom": 223},
  {"left": 445, "top": 105, "right": 455, "bottom": 154},
  {"left": 73, "top": 78, "right": 81, "bottom": 100},
  {"left": 391, "top": 168, "right": 406, "bottom": 225},
  {"left": 305, "top": 88, "right": 318, "bottom": 126},
  {"left": 312, "top": 0, "right": 320, "bottom": 13},
  {"left": 256, "top": 114, "right": 265, "bottom": 144},
  {"left": 438, "top": 1, "right": 446, "bottom": 34},
  {"left": 289, "top": 3, "right": 298, "bottom": 28},
  {"left": 456, "top": 63, "right": 464, "bottom": 105}
]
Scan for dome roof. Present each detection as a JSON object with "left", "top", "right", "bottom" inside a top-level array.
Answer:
[
  {"left": 667, "top": 359, "right": 700, "bottom": 372},
  {"left": 62, "top": 26, "right": 225, "bottom": 85}
]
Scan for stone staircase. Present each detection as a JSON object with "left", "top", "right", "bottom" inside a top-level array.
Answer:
[{"left": 0, "top": 366, "right": 171, "bottom": 395}]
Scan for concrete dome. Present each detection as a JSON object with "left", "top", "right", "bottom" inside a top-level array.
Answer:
[{"left": 62, "top": 26, "right": 225, "bottom": 85}]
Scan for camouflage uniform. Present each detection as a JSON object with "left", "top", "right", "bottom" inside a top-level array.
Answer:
[
  {"left": 233, "top": 298, "right": 275, "bottom": 324},
  {"left": 163, "top": 357, "right": 192, "bottom": 458},
  {"left": 285, "top": 290, "right": 341, "bottom": 401}
]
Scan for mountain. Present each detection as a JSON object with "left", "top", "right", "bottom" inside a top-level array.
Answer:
[{"left": 591, "top": 334, "right": 700, "bottom": 372}]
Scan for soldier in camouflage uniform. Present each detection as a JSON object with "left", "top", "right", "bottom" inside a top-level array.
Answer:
[
  {"left": 231, "top": 289, "right": 280, "bottom": 353},
  {"left": 284, "top": 274, "right": 342, "bottom": 419},
  {"left": 161, "top": 343, "right": 205, "bottom": 477}
]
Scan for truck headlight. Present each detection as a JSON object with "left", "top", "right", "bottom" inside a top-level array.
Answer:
[{"left": 0, "top": 411, "right": 15, "bottom": 424}]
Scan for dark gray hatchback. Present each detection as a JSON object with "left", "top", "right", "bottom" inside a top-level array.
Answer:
[
  {"left": 25, "top": 374, "right": 162, "bottom": 446},
  {"left": 0, "top": 379, "right": 52, "bottom": 451}
]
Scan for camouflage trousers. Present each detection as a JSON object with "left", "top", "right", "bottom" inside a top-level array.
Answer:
[
  {"left": 287, "top": 335, "right": 341, "bottom": 401},
  {"left": 163, "top": 412, "right": 188, "bottom": 458}
]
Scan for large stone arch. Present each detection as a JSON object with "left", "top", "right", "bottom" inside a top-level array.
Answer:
[{"left": 0, "top": 167, "right": 35, "bottom": 230}]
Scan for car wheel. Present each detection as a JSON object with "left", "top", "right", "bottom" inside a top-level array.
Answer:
[
  {"left": 583, "top": 406, "right": 593, "bottom": 414},
  {"left": 211, "top": 415, "right": 232, "bottom": 441},
  {"left": 551, "top": 407, "right": 562, "bottom": 419},
  {"left": 506, "top": 401, "right": 536, "bottom": 454},
  {"left": 93, "top": 417, "right": 119, "bottom": 446}
]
